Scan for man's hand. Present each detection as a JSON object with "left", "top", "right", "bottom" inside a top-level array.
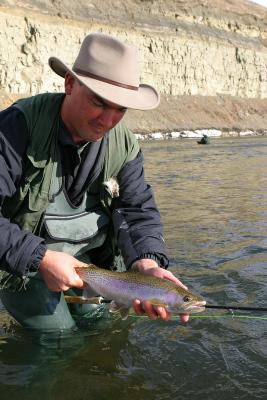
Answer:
[
  {"left": 131, "top": 258, "right": 190, "bottom": 323},
  {"left": 39, "top": 250, "right": 85, "bottom": 291}
]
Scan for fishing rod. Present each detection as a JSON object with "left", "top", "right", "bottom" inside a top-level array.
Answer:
[
  {"left": 131, "top": 314, "right": 267, "bottom": 321},
  {"left": 205, "top": 305, "right": 267, "bottom": 312},
  {"left": 64, "top": 295, "right": 111, "bottom": 304},
  {"left": 65, "top": 296, "right": 267, "bottom": 312},
  {"left": 64, "top": 296, "right": 267, "bottom": 321}
]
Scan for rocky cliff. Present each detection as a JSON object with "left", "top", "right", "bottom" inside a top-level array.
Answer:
[{"left": 0, "top": 0, "right": 267, "bottom": 133}]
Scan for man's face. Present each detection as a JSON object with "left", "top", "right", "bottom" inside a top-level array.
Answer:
[{"left": 62, "top": 74, "right": 127, "bottom": 143}]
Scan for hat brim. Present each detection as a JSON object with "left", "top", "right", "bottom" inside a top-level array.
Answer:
[{"left": 49, "top": 57, "right": 160, "bottom": 110}]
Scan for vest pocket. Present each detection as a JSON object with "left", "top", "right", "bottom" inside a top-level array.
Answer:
[{"left": 44, "top": 208, "right": 110, "bottom": 244}]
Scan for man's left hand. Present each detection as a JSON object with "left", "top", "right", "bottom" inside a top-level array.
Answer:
[{"left": 131, "top": 258, "right": 190, "bottom": 323}]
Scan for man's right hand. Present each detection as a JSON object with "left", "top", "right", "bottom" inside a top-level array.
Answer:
[{"left": 39, "top": 250, "right": 85, "bottom": 291}]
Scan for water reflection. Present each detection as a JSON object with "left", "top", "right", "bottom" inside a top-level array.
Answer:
[{"left": 0, "top": 137, "right": 267, "bottom": 400}]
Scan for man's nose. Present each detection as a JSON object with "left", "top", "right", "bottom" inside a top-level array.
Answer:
[{"left": 99, "top": 109, "right": 117, "bottom": 127}]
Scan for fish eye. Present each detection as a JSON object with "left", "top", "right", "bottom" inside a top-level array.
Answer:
[{"left": 183, "top": 295, "right": 191, "bottom": 302}]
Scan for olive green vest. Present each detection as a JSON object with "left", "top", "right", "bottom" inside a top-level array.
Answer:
[
  {"left": 43, "top": 154, "right": 110, "bottom": 260},
  {"left": 2, "top": 93, "right": 140, "bottom": 235}
]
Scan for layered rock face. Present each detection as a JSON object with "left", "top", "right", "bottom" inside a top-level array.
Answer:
[{"left": 0, "top": 0, "right": 267, "bottom": 132}]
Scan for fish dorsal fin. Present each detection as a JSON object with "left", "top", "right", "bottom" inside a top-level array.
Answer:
[{"left": 109, "top": 301, "right": 130, "bottom": 320}]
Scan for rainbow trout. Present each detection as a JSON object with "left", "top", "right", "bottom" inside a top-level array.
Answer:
[{"left": 75, "top": 264, "right": 206, "bottom": 319}]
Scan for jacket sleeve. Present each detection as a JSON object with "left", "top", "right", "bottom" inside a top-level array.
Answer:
[
  {"left": 112, "top": 150, "right": 169, "bottom": 269},
  {"left": 0, "top": 107, "right": 46, "bottom": 277}
]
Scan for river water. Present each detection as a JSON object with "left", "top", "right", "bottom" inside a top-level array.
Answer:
[{"left": 0, "top": 137, "right": 266, "bottom": 400}]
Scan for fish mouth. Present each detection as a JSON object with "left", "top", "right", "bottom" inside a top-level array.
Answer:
[
  {"left": 168, "top": 300, "right": 206, "bottom": 314},
  {"left": 182, "top": 300, "right": 206, "bottom": 313}
]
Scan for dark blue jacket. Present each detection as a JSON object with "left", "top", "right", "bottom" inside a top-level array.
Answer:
[{"left": 0, "top": 106, "right": 168, "bottom": 276}]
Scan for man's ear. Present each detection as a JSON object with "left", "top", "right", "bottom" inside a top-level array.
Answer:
[{"left": 64, "top": 73, "right": 75, "bottom": 95}]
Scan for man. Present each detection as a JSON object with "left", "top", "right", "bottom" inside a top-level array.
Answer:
[{"left": 0, "top": 32, "right": 189, "bottom": 330}]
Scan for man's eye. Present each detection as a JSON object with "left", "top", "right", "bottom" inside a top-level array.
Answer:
[{"left": 92, "top": 100, "right": 103, "bottom": 107}]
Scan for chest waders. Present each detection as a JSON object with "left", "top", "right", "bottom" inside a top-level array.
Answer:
[{"left": 0, "top": 158, "right": 111, "bottom": 331}]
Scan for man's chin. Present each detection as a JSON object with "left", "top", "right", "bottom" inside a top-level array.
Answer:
[
  {"left": 89, "top": 127, "right": 107, "bottom": 140},
  {"left": 80, "top": 131, "right": 106, "bottom": 143},
  {"left": 89, "top": 137, "right": 102, "bottom": 142},
  {"left": 88, "top": 133, "right": 105, "bottom": 142}
]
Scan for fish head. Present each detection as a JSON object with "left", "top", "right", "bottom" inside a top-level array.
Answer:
[{"left": 168, "top": 287, "right": 206, "bottom": 314}]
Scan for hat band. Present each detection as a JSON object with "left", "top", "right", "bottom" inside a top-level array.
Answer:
[{"left": 73, "top": 68, "right": 139, "bottom": 91}]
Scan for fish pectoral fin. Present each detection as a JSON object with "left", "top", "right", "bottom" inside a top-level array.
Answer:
[{"left": 109, "top": 301, "right": 130, "bottom": 320}]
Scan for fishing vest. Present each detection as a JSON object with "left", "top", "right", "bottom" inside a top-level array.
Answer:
[
  {"left": 2, "top": 93, "right": 140, "bottom": 267},
  {"left": 42, "top": 148, "right": 110, "bottom": 261}
]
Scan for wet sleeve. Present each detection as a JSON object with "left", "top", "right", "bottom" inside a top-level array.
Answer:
[
  {"left": 0, "top": 107, "right": 47, "bottom": 277},
  {"left": 112, "top": 151, "right": 169, "bottom": 270}
]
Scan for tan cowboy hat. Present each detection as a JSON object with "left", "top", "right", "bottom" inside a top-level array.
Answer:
[{"left": 48, "top": 32, "right": 160, "bottom": 110}]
